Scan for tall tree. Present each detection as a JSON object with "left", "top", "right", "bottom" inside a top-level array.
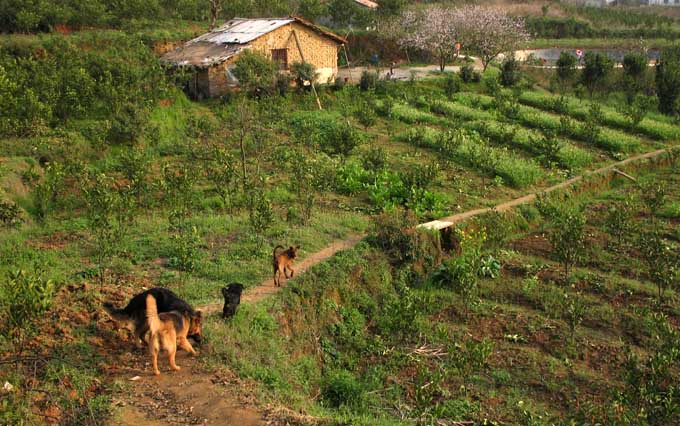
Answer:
[
  {"left": 456, "top": 6, "right": 530, "bottom": 72},
  {"left": 397, "top": 6, "right": 460, "bottom": 72}
]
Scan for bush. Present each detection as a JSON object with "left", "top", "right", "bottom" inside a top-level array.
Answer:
[
  {"left": 581, "top": 52, "right": 613, "bottom": 96},
  {"left": 232, "top": 50, "right": 278, "bottom": 97},
  {"left": 359, "top": 70, "right": 378, "bottom": 91},
  {"left": 107, "top": 102, "right": 149, "bottom": 145},
  {"left": 656, "top": 46, "right": 680, "bottom": 116},
  {"left": 556, "top": 51, "right": 578, "bottom": 86},
  {"left": 321, "top": 369, "right": 364, "bottom": 408},
  {"left": 460, "top": 65, "right": 480, "bottom": 83},
  {"left": 499, "top": 55, "right": 522, "bottom": 87},
  {"left": 622, "top": 52, "right": 649, "bottom": 100},
  {"left": 0, "top": 200, "right": 22, "bottom": 227},
  {"left": 443, "top": 73, "right": 461, "bottom": 98},
  {"left": 321, "top": 122, "right": 363, "bottom": 159},
  {"left": 362, "top": 146, "right": 388, "bottom": 171},
  {"left": 0, "top": 269, "right": 54, "bottom": 345},
  {"left": 371, "top": 209, "right": 422, "bottom": 266},
  {"left": 290, "top": 61, "right": 317, "bottom": 90}
]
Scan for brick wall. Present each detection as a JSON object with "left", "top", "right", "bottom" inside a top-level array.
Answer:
[{"left": 206, "top": 22, "right": 342, "bottom": 96}]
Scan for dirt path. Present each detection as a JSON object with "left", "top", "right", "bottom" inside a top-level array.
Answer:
[
  {"left": 111, "top": 234, "right": 365, "bottom": 425},
  {"left": 420, "top": 148, "right": 670, "bottom": 230},
  {"left": 199, "top": 233, "right": 365, "bottom": 314}
]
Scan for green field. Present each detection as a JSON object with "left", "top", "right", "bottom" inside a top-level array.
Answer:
[{"left": 1, "top": 8, "right": 680, "bottom": 425}]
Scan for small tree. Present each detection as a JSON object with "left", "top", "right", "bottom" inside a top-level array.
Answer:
[
  {"left": 548, "top": 207, "right": 587, "bottom": 281},
  {"left": 640, "top": 182, "right": 666, "bottom": 216},
  {"left": 209, "top": 0, "right": 221, "bottom": 30},
  {"left": 581, "top": 52, "right": 613, "bottom": 97},
  {"left": 322, "top": 122, "right": 363, "bottom": 160},
  {"left": 625, "top": 94, "right": 656, "bottom": 129},
  {"left": 604, "top": 198, "right": 633, "bottom": 250},
  {"left": 207, "top": 147, "right": 238, "bottom": 212},
  {"left": 0, "top": 269, "right": 54, "bottom": 354},
  {"left": 232, "top": 50, "right": 278, "bottom": 97},
  {"left": 290, "top": 61, "right": 318, "bottom": 91},
  {"left": 638, "top": 226, "right": 678, "bottom": 303},
  {"left": 84, "top": 173, "right": 133, "bottom": 285},
  {"left": 556, "top": 52, "right": 578, "bottom": 89},
  {"left": 499, "top": 55, "right": 522, "bottom": 87},
  {"left": 655, "top": 46, "right": 680, "bottom": 116},
  {"left": 622, "top": 52, "right": 649, "bottom": 103},
  {"left": 443, "top": 72, "right": 461, "bottom": 98},
  {"left": 354, "top": 101, "right": 376, "bottom": 131},
  {"left": 247, "top": 186, "right": 273, "bottom": 248}
]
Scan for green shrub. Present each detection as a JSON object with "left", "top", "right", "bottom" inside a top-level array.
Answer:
[
  {"left": 232, "top": 50, "right": 278, "bottom": 97},
  {"left": 359, "top": 70, "right": 378, "bottom": 91},
  {"left": 581, "top": 52, "right": 613, "bottom": 96},
  {"left": 0, "top": 200, "right": 22, "bottom": 227},
  {"left": 290, "top": 61, "right": 317, "bottom": 90},
  {"left": 321, "top": 369, "right": 364, "bottom": 408},
  {"left": 0, "top": 268, "right": 54, "bottom": 344},
  {"left": 656, "top": 46, "right": 680, "bottom": 116},
  {"left": 460, "top": 65, "right": 480, "bottom": 83},
  {"left": 556, "top": 51, "right": 578, "bottom": 87},
  {"left": 500, "top": 55, "right": 522, "bottom": 87},
  {"left": 371, "top": 209, "right": 421, "bottom": 266},
  {"left": 443, "top": 73, "right": 461, "bottom": 98}
]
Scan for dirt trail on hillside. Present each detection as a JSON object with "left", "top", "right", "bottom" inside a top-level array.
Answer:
[
  {"left": 111, "top": 234, "right": 365, "bottom": 426},
  {"left": 199, "top": 233, "right": 365, "bottom": 314}
]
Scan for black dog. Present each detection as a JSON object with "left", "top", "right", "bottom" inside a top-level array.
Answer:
[
  {"left": 104, "top": 287, "right": 203, "bottom": 344},
  {"left": 221, "top": 283, "right": 244, "bottom": 319}
]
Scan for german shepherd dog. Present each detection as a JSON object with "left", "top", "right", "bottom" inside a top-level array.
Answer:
[
  {"left": 221, "top": 283, "right": 244, "bottom": 319},
  {"left": 104, "top": 287, "right": 203, "bottom": 345},
  {"left": 145, "top": 294, "right": 198, "bottom": 375},
  {"left": 273, "top": 245, "right": 299, "bottom": 287}
]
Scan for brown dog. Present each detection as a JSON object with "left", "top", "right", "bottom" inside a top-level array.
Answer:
[
  {"left": 145, "top": 294, "right": 198, "bottom": 376},
  {"left": 273, "top": 245, "right": 299, "bottom": 287}
]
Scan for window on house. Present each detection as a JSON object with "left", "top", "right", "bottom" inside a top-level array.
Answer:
[{"left": 271, "top": 49, "right": 288, "bottom": 70}]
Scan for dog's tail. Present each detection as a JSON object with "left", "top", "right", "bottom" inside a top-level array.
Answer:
[
  {"left": 146, "top": 294, "right": 162, "bottom": 335},
  {"left": 273, "top": 245, "right": 284, "bottom": 260},
  {"left": 103, "top": 302, "right": 131, "bottom": 322}
]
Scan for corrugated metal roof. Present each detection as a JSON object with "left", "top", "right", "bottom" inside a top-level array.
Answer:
[
  {"left": 191, "top": 18, "right": 295, "bottom": 45},
  {"left": 160, "top": 42, "right": 242, "bottom": 67},
  {"left": 162, "top": 17, "right": 347, "bottom": 68}
]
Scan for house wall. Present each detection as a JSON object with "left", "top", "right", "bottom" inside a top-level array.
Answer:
[
  {"left": 205, "top": 22, "right": 342, "bottom": 97},
  {"left": 246, "top": 21, "right": 340, "bottom": 84}
]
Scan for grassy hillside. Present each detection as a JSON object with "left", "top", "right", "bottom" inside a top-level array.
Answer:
[
  {"left": 1, "top": 26, "right": 679, "bottom": 425},
  {"left": 206, "top": 163, "right": 679, "bottom": 425}
]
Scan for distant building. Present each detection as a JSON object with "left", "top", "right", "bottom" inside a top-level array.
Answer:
[
  {"left": 646, "top": 0, "right": 680, "bottom": 5},
  {"left": 161, "top": 17, "right": 347, "bottom": 98}
]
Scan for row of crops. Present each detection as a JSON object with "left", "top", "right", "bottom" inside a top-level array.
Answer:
[{"left": 385, "top": 88, "right": 680, "bottom": 189}]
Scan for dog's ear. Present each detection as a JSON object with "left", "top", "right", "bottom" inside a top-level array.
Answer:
[
  {"left": 195, "top": 309, "right": 203, "bottom": 318},
  {"left": 221, "top": 287, "right": 229, "bottom": 298}
]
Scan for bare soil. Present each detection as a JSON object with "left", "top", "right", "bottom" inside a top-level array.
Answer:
[{"left": 112, "top": 234, "right": 365, "bottom": 425}]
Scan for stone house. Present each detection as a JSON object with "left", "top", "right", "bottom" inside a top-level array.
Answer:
[{"left": 161, "top": 16, "right": 347, "bottom": 98}]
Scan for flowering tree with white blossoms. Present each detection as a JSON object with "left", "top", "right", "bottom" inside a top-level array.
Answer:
[
  {"left": 397, "top": 6, "right": 461, "bottom": 72},
  {"left": 456, "top": 6, "right": 530, "bottom": 71}
]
